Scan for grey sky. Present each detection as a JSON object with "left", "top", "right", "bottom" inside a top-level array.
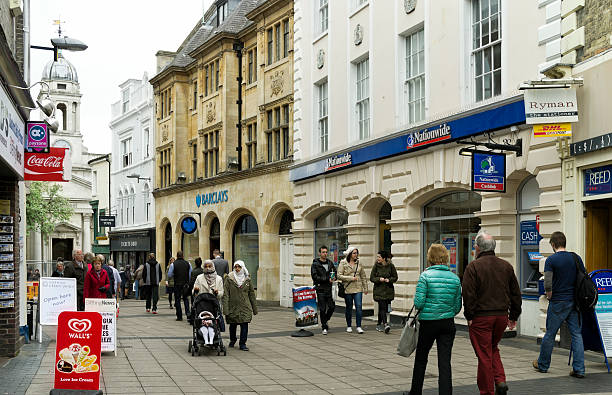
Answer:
[{"left": 30, "top": 0, "right": 215, "bottom": 154}]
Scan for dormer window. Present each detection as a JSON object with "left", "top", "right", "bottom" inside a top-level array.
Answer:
[{"left": 217, "top": 1, "right": 228, "bottom": 26}]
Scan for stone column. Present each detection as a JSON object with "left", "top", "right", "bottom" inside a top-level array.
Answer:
[
  {"left": 258, "top": 231, "right": 280, "bottom": 301},
  {"left": 32, "top": 229, "right": 42, "bottom": 263},
  {"left": 83, "top": 215, "right": 91, "bottom": 253}
]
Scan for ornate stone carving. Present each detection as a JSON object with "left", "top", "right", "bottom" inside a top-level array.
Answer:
[
  {"left": 404, "top": 0, "right": 416, "bottom": 14},
  {"left": 354, "top": 24, "right": 363, "bottom": 46},
  {"left": 161, "top": 125, "right": 169, "bottom": 142},
  {"left": 206, "top": 102, "right": 216, "bottom": 123},
  {"left": 317, "top": 49, "right": 325, "bottom": 69},
  {"left": 270, "top": 70, "right": 285, "bottom": 97}
]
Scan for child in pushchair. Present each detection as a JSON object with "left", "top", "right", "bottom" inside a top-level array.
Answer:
[{"left": 188, "top": 292, "right": 226, "bottom": 356}]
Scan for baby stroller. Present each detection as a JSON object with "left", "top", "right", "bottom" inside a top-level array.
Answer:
[{"left": 188, "top": 292, "right": 226, "bottom": 356}]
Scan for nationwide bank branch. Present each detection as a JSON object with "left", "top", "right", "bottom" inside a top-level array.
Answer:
[{"left": 289, "top": 94, "right": 562, "bottom": 336}]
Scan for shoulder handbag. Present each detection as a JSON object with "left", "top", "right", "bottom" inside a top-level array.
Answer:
[
  {"left": 338, "top": 262, "right": 359, "bottom": 298},
  {"left": 397, "top": 305, "right": 420, "bottom": 357}
]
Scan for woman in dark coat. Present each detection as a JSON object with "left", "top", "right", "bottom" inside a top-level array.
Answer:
[
  {"left": 83, "top": 256, "right": 110, "bottom": 300},
  {"left": 222, "top": 260, "right": 257, "bottom": 351},
  {"left": 370, "top": 250, "right": 398, "bottom": 333}
]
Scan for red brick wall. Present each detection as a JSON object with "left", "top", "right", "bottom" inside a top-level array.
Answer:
[{"left": 0, "top": 179, "right": 23, "bottom": 357}]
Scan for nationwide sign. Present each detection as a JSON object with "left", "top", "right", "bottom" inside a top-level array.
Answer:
[
  {"left": 325, "top": 153, "right": 352, "bottom": 171},
  {"left": 24, "top": 147, "right": 71, "bottom": 182},
  {"left": 524, "top": 87, "right": 578, "bottom": 124},
  {"left": 26, "top": 121, "right": 50, "bottom": 153},
  {"left": 406, "top": 123, "right": 451, "bottom": 149},
  {"left": 472, "top": 152, "right": 506, "bottom": 192}
]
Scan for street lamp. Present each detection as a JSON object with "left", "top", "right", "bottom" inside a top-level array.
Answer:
[
  {"left": 31, "top": 36, "right": 88, "bottom": 62},
  {"left": 9, "top": 80, "right": 59, "bottom": 132},
  {"left": 126, "top": 174, "right": 150, "bottom": 183}
]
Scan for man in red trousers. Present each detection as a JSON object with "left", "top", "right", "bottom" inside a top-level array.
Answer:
[{"left": 462, "top": 230, "right": 522, "bottom": 395}]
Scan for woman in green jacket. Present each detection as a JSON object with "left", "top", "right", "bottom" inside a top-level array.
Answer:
[
  {"left": 409, "top": 244, "right": 462, "bottom": 395},
  {"left": 370, "top": 250, "right": 398, "bottom": 333},
  {"left": 223, "top": 260, "right": 257, "bottom": 351}
]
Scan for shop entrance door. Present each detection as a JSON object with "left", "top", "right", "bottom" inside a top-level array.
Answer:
[
  {"left": 279, "top": 236, "right": 294, "bottom": 308},
  {"left": 585, "top": 199, "right": 612, "bottom": 273}
]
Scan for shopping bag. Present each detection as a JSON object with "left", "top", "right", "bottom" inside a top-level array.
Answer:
[{"left": 397, "top": 306, "right": 420, "bottom": 357}]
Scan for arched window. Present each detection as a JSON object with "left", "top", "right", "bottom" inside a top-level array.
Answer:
[
  {"left": 209, "top": 218, "right": 220, "bottom": 259},
  {"left": 143, "top": 184, "right": 151, "bottom": 222},
  {"left": 279, "top": 210, "right": 294, "bottom": 235},
  {"left": 314, "top": 209, "right": 348, "bottom": 265},
  {"left": 56, "top": 103, "right": 67, "bottom": 130},
  {"left": 117, "top": 190, "right": 123, "bottom": 226},
  {"left": 422, "top": 191, "right": 482, "bottom": 277},
  {"left": 233, "top": 215, "right": 259, "bottom": 288}
]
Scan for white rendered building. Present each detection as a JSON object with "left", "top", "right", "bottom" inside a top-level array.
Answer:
[{"left": 109, "top": 74, "right": 156, "bottom": 270}]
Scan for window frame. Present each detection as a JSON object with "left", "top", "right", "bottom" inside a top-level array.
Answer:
[
  {"left": 317, "top": 81, "right": 329, "bottom": 153},
  {"left": 404, "top": 28, "right": 425, "bottom": 124},
  {"left": 471, "top": 0, "right": 502, "bottom": 102},
  {"left": 355, "top": 58, "right": 370, "bottom": 140},
  {"left": 318, "top": 0, "right": 329, "bottom": 34}
]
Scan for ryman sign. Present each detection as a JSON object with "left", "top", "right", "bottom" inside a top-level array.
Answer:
[{"left": 524, "top": 87, "right": 578, "bottom": 124}]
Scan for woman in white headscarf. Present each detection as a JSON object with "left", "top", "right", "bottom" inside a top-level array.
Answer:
[
  {"left": 193, "top": 260, "right": 224, "bottom": 300},
  {"left": 222, "top": 260, "right": 257, "bottom": 351}
]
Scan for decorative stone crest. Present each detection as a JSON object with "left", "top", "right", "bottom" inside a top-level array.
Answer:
[
  {"left": 270, "top": 70, "right": 285, "bottom": 97},
  {"left": 404, "top": 0, "right": 416, "bottom": 14},
  {"left": 161, "top": 125, "right": 169, "bottom": 142},
  {"left": 206, "top": 102, "right": 216, "bottom": 123},
  {"left": 354, "top": 24, "right": 363, "bottom": 46},
  {"left": 317, "top": 49, "right": 325, "bottom": 69}
]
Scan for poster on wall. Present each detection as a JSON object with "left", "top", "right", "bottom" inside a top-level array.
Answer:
[
  {"left": 520, "top": 220, "right": 543, "bottom": 246},
  {"left": 472, "top": 152, "right": 506, "bottom": 192},
  {"left": 292, "top": 286, "right": 318, "bottom": 328},
  {"left": 441, "top": 234, "right": 458, "bottom": 273},
  {"left": 469, "top": 233, "right": 477, "bottom": 265}
]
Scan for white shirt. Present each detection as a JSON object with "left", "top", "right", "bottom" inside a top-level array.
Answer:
[{"left": 111, "top": 267, "right": 121, "bottom": 293}]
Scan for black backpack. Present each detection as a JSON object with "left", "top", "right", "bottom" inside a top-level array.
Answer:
[{"left": 572, "top": 253, "right": 598, "bottom": 312}]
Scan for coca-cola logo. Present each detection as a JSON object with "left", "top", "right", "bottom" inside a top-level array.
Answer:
[{"left": 26, "top": 155, "right": 62, "bottom": 168}]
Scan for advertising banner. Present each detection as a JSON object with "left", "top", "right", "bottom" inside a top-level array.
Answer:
[
  {"left": 584, "top": 165, "right": 612, "bottom": 197},
  {"left": 85, "top": 298, "right": 116, "bottom": 352},
  {"left": 533, "top": 123, "right": 572, "bottom": 138},
  {"left": 25, "top": 122, "right": 49, "bottom": 153},
  {"left": 24, "top": 147, "right": 72, "bottom": 182},
  {"left": 40, "top": 277, "right": 77, "bottom": 325},
  {"left": 472, "top": 152, "right": 506, "bottom": 192},
  {"left": 520, "top": 220, "right": 543, "bottom": 246},
  {"left": 524, "top": 87, "right": 578, "bottom": 124},
  {"left": 0, "top": 83, "right": 25, "bottom": 177},
  {"left": 54, "top": 311, "right": 102, "bottom": 391},
  {"left": 441, "top": 234, "right": 458, "bottom": 273},
  {"left": 595, "top": 293, "right": 612, "bottom": 358},
  {"left": 26, "top": 280, "right": 39, "bottom": 301},
  {"left": 292, "top": 286, "right": 318, "bottom": 328}
]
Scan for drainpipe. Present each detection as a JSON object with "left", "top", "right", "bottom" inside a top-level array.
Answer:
[
  {"left": 233, "top": 41, "right": 244, "bottom": 171},
  {"left": 23, "top": 0, "right": 30, "bottom": 84}
]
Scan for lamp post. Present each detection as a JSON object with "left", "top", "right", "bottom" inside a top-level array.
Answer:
[
  {"left": 126, "top": 174, "right": 151, "bottom": 184},
  {"left": 31, "top": 36, "right": 88, "bottom": 62}
]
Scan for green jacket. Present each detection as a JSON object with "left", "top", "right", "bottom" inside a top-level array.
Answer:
[
  {"left": 222, "top": 273, "right": 258, "bottom": 324},
  {"left": 414, "top": 265, "right": 462, "bottom": 321},
  {"left": 370, "top": 261, "right": 398, "bottom": 301}
]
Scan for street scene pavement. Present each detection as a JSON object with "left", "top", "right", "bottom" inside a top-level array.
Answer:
[{"left": 0, "top": 298, "right": 611, "bottom": 394}]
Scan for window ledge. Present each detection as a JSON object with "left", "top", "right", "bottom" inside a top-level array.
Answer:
[
  {"left": 349, "top": 2, "right": 369, "bottom": 19},
  {"left": 203, "top": 91, "right": 220, "bottom": 100},
  {"left": 312, "top": 31, "right": 328, "bottom": 46},
  {"left": 264, "top": 57, "right": 290, "bottom": 72},
  {"left": 245, "top": 81, "right": 258, "bottom": 90}
]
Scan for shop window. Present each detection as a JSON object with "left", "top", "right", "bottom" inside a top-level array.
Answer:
[
  {"left": 517, "top": 177, "right": 542, "bottom": 292},
  {"left": 181, "top": 227, "right": 199, "bottom": 264},
  {"left": 164, "top": 223, "right": 173, "bottom": 267},
  {"left": 209, "top": 218, "right": 220, "bottom": 259},
  {"left": 422, "top": 192, "right": 482, "bottom": 278},
  {"left": 233, "top": 215, "right": 259, "bottom": 288},
  {"left": 314, "top": 209, "right": 348, "bottom": 266},
  {"left": 379, "top": 202, "right": 392, "bottom": 255}
]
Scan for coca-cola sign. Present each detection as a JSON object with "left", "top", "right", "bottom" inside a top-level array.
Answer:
[{"left": 25, "top": 147, "right": 72, "bottom": 182}]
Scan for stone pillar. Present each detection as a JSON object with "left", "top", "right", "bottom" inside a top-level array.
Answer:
[
  {"left": 32, "top": 229, "right": 42, "bottom": 263},
  {"left": 345, "top": 223, "right": 377, "bottom": 311},
  {"left": 83, "top": 215, "right": 91, "bottom": 254},
  {"left": 258, "top": 231, "right": 280, "bottom": 301},
  {"left": 291, "top": 226, "right": 314, "bottom": 288}
]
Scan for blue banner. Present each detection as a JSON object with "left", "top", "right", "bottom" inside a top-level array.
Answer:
[
  {"left": 584, "top": 165, "right": 612, "bottom": 196},
  {"left": 472, "top": 152, "right": 506, "bottom": 192},
  {"left": 292, "top": 286, "right": 318, "bottom": 328},
  {"left": 520, "top": 220, "right": 542, "bottom": 246}
]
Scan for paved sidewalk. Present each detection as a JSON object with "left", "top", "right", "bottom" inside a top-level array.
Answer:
[{"left": 1, "top": 298, "right": 610, "bottom": 394}]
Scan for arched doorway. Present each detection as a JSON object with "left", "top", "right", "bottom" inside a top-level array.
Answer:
[
  {"left": 314, "top": 209, "right": 348, "bottom": 265},
  {"left": 209, "top": 217, "right": 220, "bottom": 260},
  {"left": 422, "top": 191, "right": 481, "bottom": 278},
  {"left": 181, "top": 218, "right": 199, "bottom": 264},
  {"left": 233, "top": 215, "right": 259, "bottom": 288},
  {"left": 279, "top": 210, "right": 294, "bottom": 307},
  {"left": 379, "top": 201, "right": 392, "bottom": 254},
  {"left": 164, "top": 222, "right": 172, "bottom": 269}
]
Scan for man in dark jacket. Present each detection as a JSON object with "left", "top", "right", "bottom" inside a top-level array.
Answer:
[
  {"left": 311, "top": 246, "right": 337, "bottom": 335},
  {"left": 189, "top": 257, "right": 204, "bottom": 307},
  {"left": 462, "top": 230, "right": 521, "bottom": 395},
  {"left": 168, "top": 251, "right": 192, "bottom": 321},
  {"left": 212, "top": 249, "right": 229, "bottom": 276},
  {"left": 63, "top": 249, "right": 87, "bottom": 311},
  {"left": 142, "top": 254, "right": 163, "bottom": 314}
]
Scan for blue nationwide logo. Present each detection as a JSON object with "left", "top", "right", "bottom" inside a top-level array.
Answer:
[{"left": 181, "top": 217, "right": 197, "bottom": 234}]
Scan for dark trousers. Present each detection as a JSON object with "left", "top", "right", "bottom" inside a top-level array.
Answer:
[
  {"left": 173, "top": 285, "right": 190, "bottom": 320},
  {"left": 468, "top": 315, "right": 508, "bottom": 395},
  {"left": 229, "top": 323, "right": 249, "bottom": 346},
  {"left": 377, "top": 299, "right": 391, "bottom": 325},
  {"left": 316, "top": 290, "right": 335, "bottom": 330},
  {"left": 144, "top": 285, "right": 159, "bottom": 311},
  {"left": 410, "top": 318, "right": 456, "bottom": 395},
  {"left": 77, "top": 292, "right": 84, "bottom": 312},
  {"left": 168, "top": 286, "right": 174, "bottom": 306},
  {"left": 120, "top": 280, "right": 127, "bottom": 300}
]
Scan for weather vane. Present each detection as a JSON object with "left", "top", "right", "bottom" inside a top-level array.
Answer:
[{"left": 53, "top": 18, "right": 65, "bottom": 37}]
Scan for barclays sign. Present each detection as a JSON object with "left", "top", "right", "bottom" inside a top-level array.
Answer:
[{"left": 196, "top": 189, "right": 229, "bottom": 208}]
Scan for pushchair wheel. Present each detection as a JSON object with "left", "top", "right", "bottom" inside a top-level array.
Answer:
[{"left": 188, "top": 340, "right": 192, "bottom": 353}]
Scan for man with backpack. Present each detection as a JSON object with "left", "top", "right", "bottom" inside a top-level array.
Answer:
[{"left": 534, "top": 231, "right": 587, "bottom": 378}]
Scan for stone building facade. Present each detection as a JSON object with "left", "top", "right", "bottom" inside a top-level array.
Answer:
[{"left": 151, "top": 0, "right": 295, "bottom": 303}]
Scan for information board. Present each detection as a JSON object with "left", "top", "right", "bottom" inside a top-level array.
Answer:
[
  {"left": 85, "top": 298, "right": 116, "bottom": 353},
  {"left": 595, "top": 294, "right": 612, "bottom": 358},
  {"left": 441, "top": 234, "right": 458, "bottom": 274},
  {"left": 40, "top": 277, "right": 77, "bottom": 325},
  {"left": 292, "top": 286, "right": 318, "bottom": 328}
]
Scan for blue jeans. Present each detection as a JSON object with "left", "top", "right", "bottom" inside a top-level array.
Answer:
[
  {"left": 537, "top": 300, "right": 585, "bottom": 374},
  {"left": 344, "top": 292, "right": 363, "bottom": 327}
]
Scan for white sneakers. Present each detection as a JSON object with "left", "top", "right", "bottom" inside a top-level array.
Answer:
[
  {"left": 346, "top": 327, "right": 353, "bottom": 333},
  {"left": 356, "top": 327, "right": 364, "bottom": 334},
  {"left": 322, "top": 329, "right": 328, "bottom": 335}
]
